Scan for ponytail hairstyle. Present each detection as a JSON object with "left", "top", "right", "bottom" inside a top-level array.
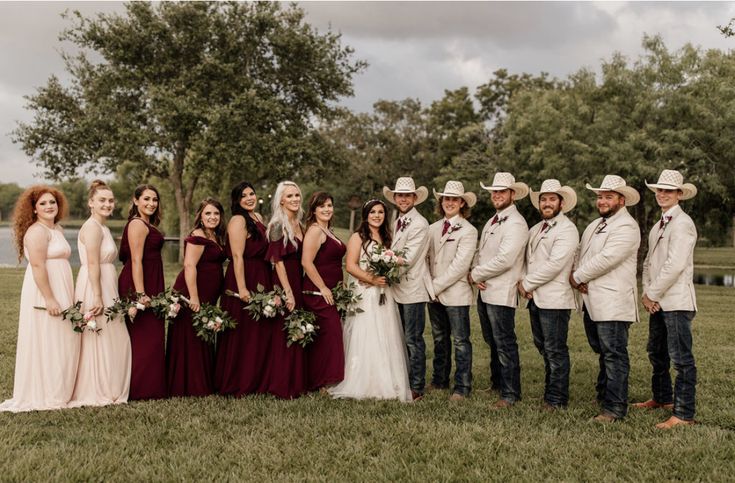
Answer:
[
  {"left": 88, "top": 179, "right": 112, "bottom": 202},
  {"left": 267, "top": 181, "right": 304, "bottom": 247},
  {"left": 127, "top": 184, "right": 162, "bottom": 226},
  {"left": 192, "top": 197, "right": 227, "bottom": 246},
  {"left": 230, "top": 181, "right": 261, "bottom": 240},
  {"left": 356, "top": 199, "right": 391, "bottom": 254},
  {"left": 305, "top": 191, "right": 334, "bottom": 229}
]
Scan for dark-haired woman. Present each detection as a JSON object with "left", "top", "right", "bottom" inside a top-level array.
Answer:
[
  {"left": 215, "top": 182, "right": 273, "bottom": 396},
  {"left": 70, "top": 180, "right": 131, "bottom": 407},
  {"left": 167, "top": 198, "right": 226, "bottom": 397},
  {"left": 0, "top": 186, "right": 80, "bottom": 412},
  {"left": 302, "top": 192, "right": 346, "bottom": 391},
  {"left": 329, "top": 199, "right": 412, "bottom": 402},
  {"left": 118, "top": 184, "right": 167, "bottom": 400}
]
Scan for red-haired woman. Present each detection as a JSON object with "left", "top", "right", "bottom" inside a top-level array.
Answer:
[
  {"left": 167, "top": 198, "right": 226, "bottom": 397},
  {"left": 0, "top": 186, "right": 81, "bottom": 412},
  {"left": 118, "top": 184, "right": 167, "bottom": 400}
]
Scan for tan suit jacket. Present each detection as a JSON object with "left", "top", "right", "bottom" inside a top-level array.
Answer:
[
  {"left": 573, "top": 207, "right": 641, "bottom": 323},
  {"left": 426, "top": 215, "right": 478, "bottom": 306},
  {"left": 522, "top": 213, "right": 579, "bottom": 310},
  {"left": 642, "top": 205, "right": 697, "bottom": 311},
  {"left": 390, "top": 207, "right": 430, "bottom": 304},
  {"left": 471, "top": 204, "right": 529, "bottom": 308}
]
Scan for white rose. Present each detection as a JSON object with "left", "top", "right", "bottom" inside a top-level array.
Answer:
[
  {"left": 171, "top": 296, "right": 179, "bottom": 303},
  {"left": 263, "top": 306, "right": 275, "bottom": 317},
  {"left": 207, "top": 320, "right": 215, "bottom": 329},
  {"left": 382, "top": 254, "right": 392, "bottom": 263},
  {"left": 87, "top": 320, "right": 97, "bottom": 330},
  {"left": 306, "top": 323, "right": 314, "bottom": 332},
  {"left": 371, "top": 254, "right": 381, "bottom": 262},
  {"left": 215, "top": 316, "right": 223, "bottom": 324}
]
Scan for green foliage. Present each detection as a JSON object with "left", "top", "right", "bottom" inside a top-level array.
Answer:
[
  {"left": 13, "top": 1, "right": 365, "bottom": 247},
  {"left": 0, "top": 183, "right": 23, "bottom": 222}
]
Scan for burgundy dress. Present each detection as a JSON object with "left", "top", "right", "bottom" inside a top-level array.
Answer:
[
  {"left": 118, "top": 218, "right": 167, "bottom": 400},
  {"left": 303, "top": 234, "right": 346, "bottom": 391},
  {"left": 259, "top": 233, "right": 307, "bottom": 399},
  {"left": 215, "top": 220, "right": 273, "bottom": 396},
  {"left": 166, "top": 236, "right": 225, "bottom": 397}
]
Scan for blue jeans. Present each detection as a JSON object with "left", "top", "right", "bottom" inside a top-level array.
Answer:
[
  {"left": 528, "top": 300, "right": 570, "bottom": 407},
  {"left": 478, "top": 300, "right": 521, "bottom": 403},
  {"left": 477, "top": 295, "right": 501, "bottom": 391},
  {"left": 583, "top": 307, "right": 630, "bottom": 419},
  {"left": 397, "top": 302, "right": 427, "bottom": 395},
  {"left": 427, "top": 303, "right": 472, "bottom": 396},
  {"left": 647, "top": 310, "right": 697, "bottom": 421}
]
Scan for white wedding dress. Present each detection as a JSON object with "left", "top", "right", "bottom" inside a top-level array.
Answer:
[{"left": 329, "top": 244, "right": 412, "bottom": 402}]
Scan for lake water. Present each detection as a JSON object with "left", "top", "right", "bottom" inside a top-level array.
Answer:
[{"left": 0, "top": 226, "right": 180, "bottom": 268}]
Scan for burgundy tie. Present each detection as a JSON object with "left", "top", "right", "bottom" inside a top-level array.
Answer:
[
  {"left": 396, "top": 218, "right": 403, "bottom": 232},
  {"left": 490, "top": 215, "right": 499, "bottom": 226},
  {"left": 442, "top": 220, "right": 451, "bottom": 236},
  {"left": 541, "top": 221, "right": 549, "bottom": 233}
]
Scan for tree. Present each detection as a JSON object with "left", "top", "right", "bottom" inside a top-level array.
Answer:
[
  {"left": 0, "top": 183, "right": 23, "bottom": 221},
  {"left": 13, "top": 1, "right": 365, "bottom": 255}
]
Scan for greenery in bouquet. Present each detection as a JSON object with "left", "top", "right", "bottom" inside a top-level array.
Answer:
[
  {"left": 245, "top": 284, "right": 287, "bottom": 321},
  {"left": 332, "top": 280, "right": 364, "bottom": 319},
  {"left": 361, "top": 244, "right": 407, "bottom": 304},
  {"left": 283, "top": 309, "right": 319, "bottom": 348},
  {"left": 149, "top": 288, "right": 189, "bottom": 324},
  {"left": 191, "top": 304, "right": 238, "bottom": 344},
  {"left": 104, "top": 296, "right": 145, "bottom": 323},
  {"left": 35, "top": 300, "right": 101, "bottom": 333}
]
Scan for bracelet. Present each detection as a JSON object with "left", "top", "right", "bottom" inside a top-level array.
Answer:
[{"left": 302, "top": 290, "right": 322, "bottom": 297}]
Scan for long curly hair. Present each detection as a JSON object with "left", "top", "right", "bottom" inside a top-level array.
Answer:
[
  {"left": 305, "top": 191, "right": 334, "bottom": 228},
  {"left": 267, "top": 181, "right": 304, "bottom": 247},
  {"left": 356, "top": 199, "right": 392, "bottom": 254},
  {"left": 192, "top": 197, "right": 227, "bottom": 246},
  {"left": 230, "top": 181, "right": 261, "bottom": 240},
  {"left": 127, "top": 184, "right": 162, "bottom": 226},
  {"left": 12, "top": 185, "right": 69, "bottom": 261}
]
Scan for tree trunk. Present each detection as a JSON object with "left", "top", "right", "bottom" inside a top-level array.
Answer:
[
  {"left": 170, "top": 142, "right": 191, "bottom": 263},
  {"left": 732, "top": 214, "right": 735, "bottom": 248}
]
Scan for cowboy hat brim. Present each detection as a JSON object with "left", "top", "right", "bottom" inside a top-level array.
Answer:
[
  {"left": 529, "top": 186, "right": 577, "bottom": 213},
  {"left": 585, "top": 183, "right": 640, "bottom": 206},
  {"left": 480, "top": 181, "right": 529, "bottom": 200},
  {"left": 645, "top": 181, "right": 697, "bottom": 201},
  {"left": 433, "top": 188, "right": 477, "bottom": 207},
  {"left": 383, "top": 186, "right": 429, "bottom": 205}
]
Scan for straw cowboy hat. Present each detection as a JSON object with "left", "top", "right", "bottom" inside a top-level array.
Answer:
[
  {"left": 645, "top": 169, "right": 697, "bottom": 200},
  {"left": 585, "top": 175, "right": 640, "bottom": 206},
  {"left": 529, "top": 179, "right": 577, "bottom": 213},
  {"left": 383, "top": 177, "right": 429, "bottom": 205},
  {"left": 479, "top": 172, "right": 529, "bottom": 200},
  {"left": 433, "top": 180, "right": 477, "bottom": 207}
]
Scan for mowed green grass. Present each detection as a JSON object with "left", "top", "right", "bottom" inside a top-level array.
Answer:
[
  {"left": 694, "top": 246, "right": 735, "bottom": 268},
  {"left": 0, "top": 267, "right": 734, "bottom": 481}
]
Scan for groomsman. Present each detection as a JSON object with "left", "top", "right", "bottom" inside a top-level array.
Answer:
[
  {"left": 635, "top": 169, "right": 698, "bottom": 429},
  {"left": 571, "top": 175, "right": 640, "bottom": 422},
  {"left": 470, "top": 172, "right": 529, "bottom": 408},
  {"left": 383, "top": 177, "right": 431, "bottom": 401},
  {"left": 518, "top": 180, "right": 579, "bottom": 410},
  {"left": 426, "top": 181, "right": 478, "bottom": 401}
]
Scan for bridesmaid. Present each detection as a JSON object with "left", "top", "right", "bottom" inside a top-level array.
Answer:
[
  {"left": 0, "top": 186, "right": 80, "bottom": 412},
  {"left": 118, "top": 184, "right": 167, "bottom": 400},
  {"left": 70, "top": 180, "right": 132, "bottom": 407},
  {"left": 215, "top": 182, "right": 272, "bottom": 396},
  {"left": 302, "top": 192, "right": 346, "bottom": 391},
  {"left": 260, "top": 180, "right": 307, "bottom": 399},
  {"left": 167, "top": 198, "right": 226, "bottom": 397}
]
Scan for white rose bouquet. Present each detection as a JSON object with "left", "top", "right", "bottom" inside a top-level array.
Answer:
[
  {"left": 35, "top": 301, "right": 100, "bottom": 334},
  {"left": 283, "top": 309, "right": 319, "bottom": 348},
  {"left": 241, "top": 284, "right": 287, "bottom": 321},
  {"left": 362, "top": 244, "right": 407, "bottom": 304},
  {"left": 191, "top": 304, "right": 237, "bottom": 344}
]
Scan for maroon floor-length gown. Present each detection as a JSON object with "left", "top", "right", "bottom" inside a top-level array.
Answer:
[
  {"left": 166, "top": 236, "right": 225, "bottom": 397},
  {"left": 118, "top": 218, "right": 167, "bottom": 400},
  {"left": 215, "top": 220, "right": 273, "bottom": 396},
  {"left": 303, "top": 234, "right": 346, "bottom": 391},
  {"left": 259, "top": 232, "right": 307, "bottom": 399}
]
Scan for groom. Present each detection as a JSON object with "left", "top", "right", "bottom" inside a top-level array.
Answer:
[{"left": 383, "top": 177, "right": 431, "bottom": 401}]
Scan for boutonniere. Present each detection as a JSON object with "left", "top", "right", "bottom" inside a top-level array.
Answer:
[
  {"left": 659, "top": 215, "right": 672, "bottom": 231},
  {"left": 447, "top": 222, "right": 462, "bottom": 235},
  {"left": 496, "top": 216, "right": 509, "bottom": 226},
  {"left": 595, "top": 220, "right": 608, "bottom": 235},
  {"left": 400, "top": 217, "right": 412, "bottom": 232},
  {"left": 542, "top": 220, "right": 557, "bottom": 234}
]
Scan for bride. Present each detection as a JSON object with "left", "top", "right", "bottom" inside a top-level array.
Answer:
[{"left": 329, "top": 199, "right": 412, "bottom": 402}]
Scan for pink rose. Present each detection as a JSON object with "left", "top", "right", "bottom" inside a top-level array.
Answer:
[
  {"left": 127, "top": 306, "right": 138, "bottom": 320},
  {"left": 384, "top": 249, "right": 395, "bottom": 257},
  {"left": 83, "top": 311, "right": 95, "bottom": 322},
  {"left": 273, "top": 296, "right": 282, "bottom": 307}
]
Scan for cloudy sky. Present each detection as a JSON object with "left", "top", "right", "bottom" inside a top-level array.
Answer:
[{"left": 1, "top": 1, "right": 733, "bottom": 186}]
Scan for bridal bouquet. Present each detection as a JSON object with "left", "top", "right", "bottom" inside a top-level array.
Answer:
[
  {"left": 35, "top": 301, "right": 100, "bottom": 333},
  {"left": 332, "top": 280, "right": 364, "bottom": 319},
  {"left": 237, "top": 284, "right": 286, "bottom": 321},
  {"left": 191, "top": 304, "right": 237, "bottom": 344},
  {"left": 362, "top": 244, "right": 407, "bottom": 304},
  {"left": 283, "top": 309, "right": 319, "bottom": 348}
]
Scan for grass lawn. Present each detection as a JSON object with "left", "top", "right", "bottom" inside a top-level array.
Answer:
[
  {"left": 694, "top": 247, "right": 735, "bottom": 269},
  {"left": 0, "top": 266, "right": 734, "bottom": 481}
]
